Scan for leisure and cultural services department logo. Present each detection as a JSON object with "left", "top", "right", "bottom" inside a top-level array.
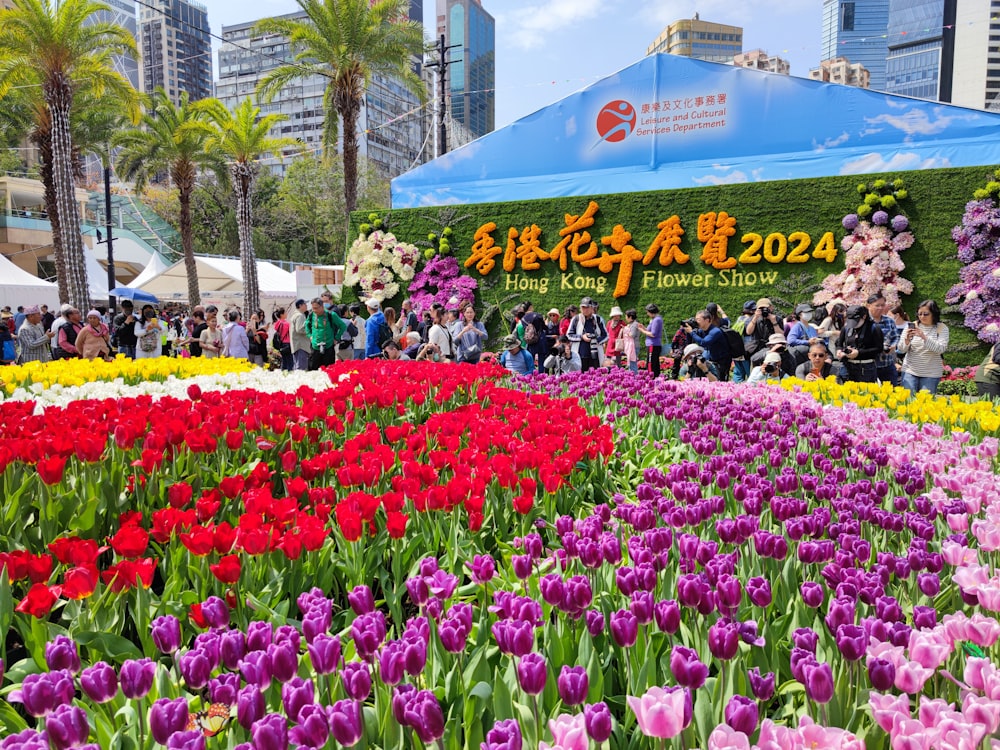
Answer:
[{"left": 595, "top": 100, "right": 637, "bottom": 143}]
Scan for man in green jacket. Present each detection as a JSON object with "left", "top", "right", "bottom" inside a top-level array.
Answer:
[{"left": 305, "top": 297, "right": 347, "bottom": 371}]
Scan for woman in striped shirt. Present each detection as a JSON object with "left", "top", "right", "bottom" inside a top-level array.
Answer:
[{"left": 897, "top": 299, "right": 949, "bottom": 396}]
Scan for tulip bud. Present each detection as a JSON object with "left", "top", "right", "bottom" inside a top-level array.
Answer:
[
  {"left": 80, "top": 661, "right": 119, "bottom": 704},
  {"left": 150, "top": 697, "right": 190, "bottom": 745},
  {"left": 584, "top": 702, "right": 613, "bottom": 743},
  {"left": 516, "top": 652, "right": 547, "bottom": 695},
  {"left": 120, "top": 658, "right": 156, "bottom": 700},
  {"left": 748, "top": 667, "right": 775, "bottom": 701},
  {"left": 724, "top": 694, "right": 759, "bottom": 735},
  {"left": 557, "top": 665, "right": 589, "bottom": 706}
]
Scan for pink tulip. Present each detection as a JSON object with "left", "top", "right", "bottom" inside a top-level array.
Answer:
[
  {"left": 896, "top": 660, "right": 935, "bottom": 694},
  {"left": 917, "top": 697, "right": 954, "bottom": 728},
  {"left": 907, "top": 631, "right": 952, "bottom": 670},
  {"left": 968, "top": 615, "right": 1000, "bottom": 647},
  {"left": 889, "top": 718, "right": 936, "bottom": 750},
  {"left": 626, "top": 686, "right": 690, "bottom": 739},
  {"left": 941, "top": 542, "right": 978, "bottom": 567},
  {"left": 962, "top": 694, "right": 1000, "bottom": 734},
  {"left": 952, "top": 564, "right": 989, "bottom": 594},
  {"left": 797, "top": 716, "right": 864, "bottom": 749},
  {"left": 755, "top": 719, "right": 801, "bottom": 750},
  {"left": 707, "top": 725, "right": 750, "bottom": 750},
  {"left": 870, "top": 691, "right": 911, "bottom": 733},
  {"left": 541, "top": 713, "right": 588, "bottom": 750},
  {"left": 972, "top": 520, "right": 1000, "bottom": 550},
  {"left": 963, "top": 657, "right": 995, "bottom": 691},
  {"left": 867, "top": 641, "right": 907, "bottom": 670},
  {"left": 938, "top": 723, "right": 987, "bottom": 750}
]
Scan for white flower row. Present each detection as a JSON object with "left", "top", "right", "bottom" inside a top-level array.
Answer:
[{"left": 4, "top": 369, "right": 338, "bottom": 412}]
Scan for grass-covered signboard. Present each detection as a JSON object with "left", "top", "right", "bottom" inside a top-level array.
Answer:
[{"left": 355, "top": 165, "right": 991, "bottom": 365}]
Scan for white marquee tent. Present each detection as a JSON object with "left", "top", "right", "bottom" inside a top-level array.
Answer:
[
  {"left": 126, "top": 253, "right": 171, "bottom": 290},
  {"left": 0, "top": 253, "right": 59, "bottom": 311},
  {"left": 135, "top": 255, "right": 297, "bottom": 309}
]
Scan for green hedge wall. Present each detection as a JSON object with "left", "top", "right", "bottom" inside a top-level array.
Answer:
[{"left": 353, "top": 165, "right": 993, "bottom": 366}]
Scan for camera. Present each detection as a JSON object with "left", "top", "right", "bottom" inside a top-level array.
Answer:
[
  {"left": 758, "top": 307, "right": 771, "bottom": 317},
  {"left": 681, "top": 318, "right": 697, "bottom": 328},
  {"left": 764, "top": 363, "right": 777, "bottom": 374}
]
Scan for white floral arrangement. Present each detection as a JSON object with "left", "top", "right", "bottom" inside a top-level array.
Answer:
[
  {"left": 3, "top": 370, "right": 336, "bottom": 411},
  {"left": 343, "top": 229, "right": 420, "bottom": 304}
]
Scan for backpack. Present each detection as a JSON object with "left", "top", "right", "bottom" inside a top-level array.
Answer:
[
  {"left": 723, "top": 328, "right": 746, "bottom": 360},
  {"left": 523, "top": 317, "right": 540, "bottom": 346},
  {"left": 374, "top": 319, "right": 393, "bottom": 351},
  {"left": 139, "top": 325, "right": 159, "bottom": 353},
  {"left": 1, "top": 337, "right": 15, "bottom": 363}
]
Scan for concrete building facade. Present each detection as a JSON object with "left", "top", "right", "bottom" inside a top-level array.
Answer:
[
  {"left": 139, "top": 0, "right": 212, "bottom": 105},
  {"left": 809, "top": 57, "right": 872, "bottom": 88},
  {"left": 647, "top": 14, "right": 743, "bottom": 63},
  {"left": 733, "top": 49, "right": 790, "bottom": 75}
]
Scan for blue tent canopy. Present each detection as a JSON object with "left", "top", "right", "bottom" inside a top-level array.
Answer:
[{"left": 392, "top": 54, "right": 1000, "bottom": 208}]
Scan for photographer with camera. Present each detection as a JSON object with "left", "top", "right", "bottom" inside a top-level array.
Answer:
[
  {"left": 382, "top": 339, "right": 411, "bottom": 360},
  {"left": 684, "top": 309, "right": 732, "bottom": 381},
  {"left": 414, "top": 341, "right": 442, "bottom": 362},
  {"left": 543, "top": 335, "right": 582, "bottom": 374},
  {"left": 744, "top": 297, "right": 782, "bottom": 366},
  {"left": 678, "top": 343, "right": 719, "bottom": 381},
  {"left": 835, "top": 304, "right": 884, "bottom": 383},
  {"left": 748, "top": 351, "right": 787, "bottom": 384}
]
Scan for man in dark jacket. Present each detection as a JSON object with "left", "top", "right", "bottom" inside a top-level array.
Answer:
[
  {"left": 687, "top": 308, "right": 732, "bottom": 380},
  {"left": 835, "top": 304, "right": 884, "bottom": 383}
]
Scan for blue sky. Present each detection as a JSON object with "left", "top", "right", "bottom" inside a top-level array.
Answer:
[{"left": 208, "top": 0, "right": 821, "bottom": 128}]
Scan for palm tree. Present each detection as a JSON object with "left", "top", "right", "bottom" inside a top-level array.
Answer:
[
  {"left": 114, "top": 89, "right": 229, "bottom": 306},
  {"left": 0, "top": 0, "right": 137, "bottom": 309},
  {"left": 195, "top": 98, "right": 299, "bottom": 317},
  {"left": 255, "top": 0, "right": 426, "bottom": 220}
]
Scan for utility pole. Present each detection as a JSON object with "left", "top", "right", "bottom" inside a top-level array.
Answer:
[
  {"left": 425, "top": 34, "right": 461, "bottom": 157},
  {"left": 103, "top": 163, "right": 117, "bottom": 311}
]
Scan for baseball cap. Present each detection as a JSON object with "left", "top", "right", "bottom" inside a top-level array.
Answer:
[
  {"left": 548, "top": 308, "right": 560, "bottom": 316},
  {"left": 756, "top": 298, "right": 773, "bottom": 309},
  {"left": 794, "top": 303, "right": 813, "bottom": 316},
  {"left": 683, "top": 343, "right": 703, "bottom": 358},
  {"left": 742, "top": 300, "right": 756, "bottom": 313},
  {"left": 844, "top": 305, "right": 868, "bottom": 328},
  {"left": 763, "top": 352, "right": 783, "bottom": 365},
  {"left": 503, "top": 334, "right": 521, "bottom": 351},
  {"left": 579, "top": 297, "right": 596, "bottom": 308}
]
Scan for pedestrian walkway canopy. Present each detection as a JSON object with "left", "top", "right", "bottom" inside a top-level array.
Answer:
[{"left": 392, "top": 53, "right": 1000, "bottom": 207}]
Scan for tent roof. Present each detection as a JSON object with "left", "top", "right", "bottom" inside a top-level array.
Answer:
[
  {"left": 136, "top": 256, "right": 296, "bottom": 298},
  {"left": 392, "top": 54, "right": 1000, "bottom": 207},
  {"left": 0, "top": 253, "right": 58, "bottom": 311},
  {"left": 126, "top": 253, "right": 171, "bottom": 290}
]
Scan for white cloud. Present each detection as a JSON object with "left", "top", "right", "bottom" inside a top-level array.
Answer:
[
  {"left": 813, "top": 131, "right": 849, "bottom": 152},
  {"left": 864, "top": 108, "right": 957, "bottom": 139},
  {"left": 498, "top": 0, "right": 608, "bottom": 51},
  {"left": 693, "top": 169, "right": 750, "bottom": 185},
  {"left": 839, "top": 151, "right": 953, "bottom": 175}
]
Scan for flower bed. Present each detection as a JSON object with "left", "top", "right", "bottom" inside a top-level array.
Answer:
[{"left": 1, "top": 363, "right": 999, "bottom": 750}]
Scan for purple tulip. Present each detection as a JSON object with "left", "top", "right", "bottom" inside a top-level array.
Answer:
[
  {"left": 120, "top": 658, "right": 156, "bottom": 700},
  {"left": 0, "top": 730, "right": 49, "bottom": 750},
  {"left": 379, "top": 640, "right": 405, "bottom": 685},
  {"left": 561, "top": 576, "right": 593, "bottom": 615},
  {"left": 557, "top": 665, "right": 589, "bottom": 706},
  {"left": 281, "top": 676, "right": 315, "bottom": 723},
  {"left": 245, "top": 621, "right": 273, "bottom": 652},
  {"left": 913, "top": 605, "right": 937, "bottom": 631},
  {"left": 250, "top": 713, "right": 288, "bottom": 750},
  {"left": 239, "top": 649, "right": 272, "bottom": 689},
  {"left": 208, "top": 674, "right": 239, "bottom": 705},
  {"left": 724, "top": 694, "right": 759, "bottom": 735},
  {"left": 748, "top": 667, "right": 775, "bottom": 701},
  {"left": 297, "top": 587, "right": 328, "bottom": 615},
  {"left": 584, "top": 702, "right": 613, "bottom": 742},
  {"left": 470, "top": 554, "right": 496, "bottom": 584},
  {"left": 348, "top": 585, "right": 375, "bottom": 615},
  {"left": 516, "top": 652, "right": 547, "bottom": 695},
  {"left": 492, "top": 619, "right": 534, "bottom": 657},
  {"left": 289, "top": 703, "right": 330, "bottom": 749},
  {"left": 302, "top": 607, "right": 332, "bottom": 645},
  {"left": 269, "top": 643, "right": 299, "bottom": 683},
  {"left": 151, "top": 615, "right": 182, "bottom": 654},
  {"left": 351, "top": 611, "right": 387, "bottom": 659},
  {"left": 164, "top": 729, "right": 205, "bottom": 750},
  {"left": 670, "top": 646, "right": 708, "bottom": 690},
  {"left": 746, "top": 577, "right": 772, "bottom": 608},
  {"left": 46, "top": 704, "right": 89, "bottom": 750},
  {"left": 630, "top": 591, "right": 654, "bottom": 624},
  {"left": 401, "top": 634, "right": 428, "bottom": 676},
  {"left": 482, "top": 718, "right": 523, "bottom": 750},
  {"left": 800, "top": 581, "right": 824, "bottom": 608},
  {"left": 392, "top": 684, "right": 417, "bottom": 726},
  {"left": 308, "top": 634, "right": 341, "bottom": 675},
  {"left": 80, "top": 661, "right": 118, "bottom": 704},
  {"left": 539, "top": 574, "right": 565, "bottom": 606},
  {"left": 867, "top": 657, "right": 896, "bottom": 691},
  {"left": 610, "top": 609, "right": 639, "bottom": 648},
  {"left": 326, "top": 699, "right": 363, "bottom": 747},
  {"left": 585, "top": 609, "right": 605, "bottom": 637},
  {"left": 654, "top": 600, "right": 680, "bottom": 634},
  {"left": 150, "top": 697, "right": 190, "bottom": 744},
  {"left": 237, "top": 685, "right": 266, "bottom": 731},
  {"left": 342, "top": 661, "right": 372, "bottom": 701},
  {"left": 512, "top": 554, "right": 533, "bottom": 580},
  {"left": 438, "top": 617, "right": 469, "bottom": 654},
  {"left": 708, "top": 620, "right": 739, "bottom": 661},
  {"left": 825, "top": 597, "right": 855, "bottom": 632},
  {"left": 792, "top": 627, "right": 819, "bottom": 653},
  {"left": 917, "top": 573, "right": 940, "bottom": 597},
  {"left": 402, "top": 690, "right": 445, "bottom": 743},
  {"left": 835, "top": 624, "right": 868, "bottom": 662},
  {"left": 179, "top": 648, "right": 213, "bottom": 691},
  {"left": 44, "top": 636, "right": 81, "bottom": 674},
  {"left": 200, "top": 596, "right": 230, "bottom": 629},
  {"left": 803, "top": 661, "right": 834, "bottom": 704}
]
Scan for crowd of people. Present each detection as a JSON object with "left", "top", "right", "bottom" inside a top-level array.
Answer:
[{"left": 3, "top": 291, "right": 999, "bottom": 398}]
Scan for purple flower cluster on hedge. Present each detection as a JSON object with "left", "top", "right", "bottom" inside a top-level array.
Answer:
[{"left": 948, "top": 198, "right": 1000, "bottom": 343}]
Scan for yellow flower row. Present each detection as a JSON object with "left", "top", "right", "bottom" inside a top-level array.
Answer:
[
  {"left": 1, "top": 356, "right": 255, "bottom": 394},
  {"left": 782, "top": 377, "right": 1000, "bottom": 434}
]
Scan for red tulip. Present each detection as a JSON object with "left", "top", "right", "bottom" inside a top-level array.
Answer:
[
  {"left": 225, "top": 430, "right": 244, "bottom": 451},
  {"left": 25, "top": 552, "right": 54, "bottom": 584},
  {"left": 61, "top": 565, "right": 98, "bottom": 600},
  {"left": 109, "top": 525, "right": 149, "bottom": 559},
  {"left": 36, "top": 455, "right": 67, "bottom": 485},
  {"left": 16, "top": 582, "right": 60, "bottom": 617},
  {"left": 386, "top": 511, "right": 409, "bottom": 539},
  {"left": 210, "top": 554, "right": 242, "bottom": 584},
  {"left": 167, "top": 481, "right": 193, "bottom": 509},
  {"left": 219, "top": 476, "right": 245, "bottom": 499},
  {"left": 179, "top": 525, "right": 215, "bottom": 556}
]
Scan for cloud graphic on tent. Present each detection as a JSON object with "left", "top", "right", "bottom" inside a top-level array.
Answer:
[
  {"left": 839, "top": 152, "right": 952, "bottom": 175},
  {"left": 863, "top": 108, "right": 956, "bottom": 139},
  {"left": 434, "top": 141, "right": 483, "bottom": 171},
  {"left": 813, "top": 131, "right": 849, "bottom": 152},
  {"left": 692, "top": 168, "right": 750, "bottom": 186}
]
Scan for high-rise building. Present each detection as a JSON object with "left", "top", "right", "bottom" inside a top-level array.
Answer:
[
  {"left": 821, "top": 0, "right": 888, "bottom": 91},
  {"left": 435, "top": 0, "right": 495, "bottom": 139},
  {"left": 646, "top": 14, "right": 743, "bottom": 63},
  {"left": 215, "top": 10, "right": 426, "bottom": 178},
  {"left": 139, "top": 0, "right": 212, "bottom": 105},
  {"left": 92, "top": 0, "right": 141, "bottom": 90},
  {"left": 809, "top": 57, "right": 871, "bottom": 88},
  {"left": 733, "top": 49, "right": 790, "bottom": 75},
  {"left": 885, "top": 0, "right": 954, "bottom": 101},
  {"left": 952, "top": 0, "right": 1000, "bottom": 111}
]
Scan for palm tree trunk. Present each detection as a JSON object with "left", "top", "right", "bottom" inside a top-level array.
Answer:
[
  {"left": 341, "top": 101, "right": 360, "bottom": 222},
  {"left": 32, "top": 126, "right": 68, "bottom": 304},
  {"left": 175, "top": 168, "right": 201, "bottom": 307},
  {"left": 232, "top": 161, "right": 260, "bottom": 319},
  {"left": 45, "top": 75, "right": 89, "bottom": 310}
]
